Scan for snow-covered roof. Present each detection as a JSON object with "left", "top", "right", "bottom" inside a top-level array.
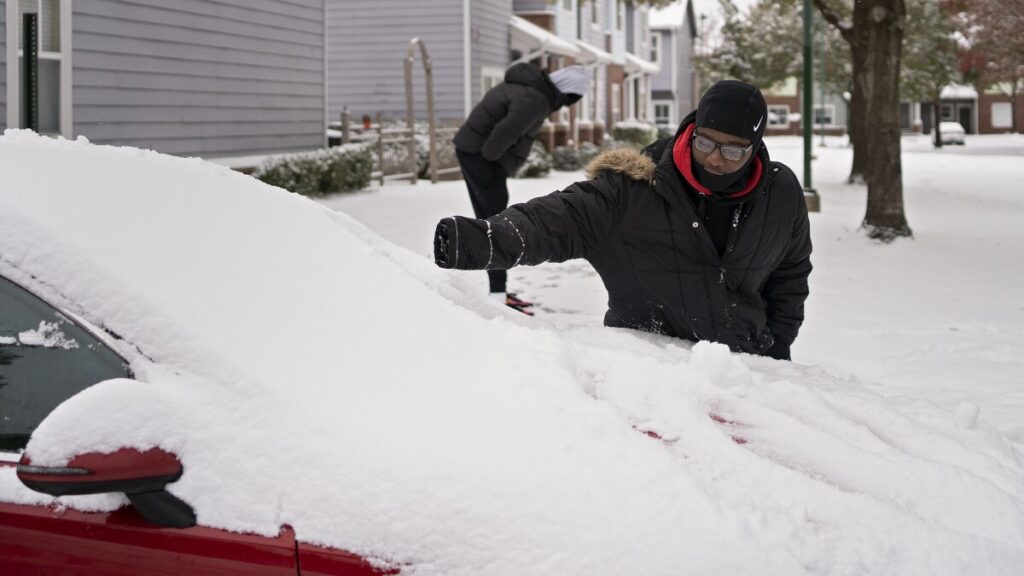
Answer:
[
  {"left": 625, "top": 52, "right": 660, "bottom": 75},
  {"left": 941, "top": 83, "right": 979, "bottom": 100},
  {"left": 649, "top": 1, "right": 685, "bottom": 29},
  {"left": 510, "top": 15, "right": 581, "bottom": 59},
  {"left": 575, "top": 39, "right": 613, "bottom": 65}
]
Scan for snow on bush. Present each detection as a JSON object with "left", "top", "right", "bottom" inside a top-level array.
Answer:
[{"left": 254, "top": 144, "right": 372, "bottom": 196}]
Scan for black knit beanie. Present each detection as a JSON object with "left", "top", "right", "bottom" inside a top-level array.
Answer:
[{"left": 696, "top": 80, "right": 768, "bottom": 147}]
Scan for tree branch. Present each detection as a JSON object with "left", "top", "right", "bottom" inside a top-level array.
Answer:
[{"left": 813, "top": 0, "right": 855, "bottom": 44}]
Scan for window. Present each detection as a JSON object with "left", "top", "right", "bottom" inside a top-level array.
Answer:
[
  {"left": 767, "top": 105, "right": 790, "bottom": 128},
  {"left": 13, "top": 0, "right": 66, "bottom": 134},
  {"left": 813, "top": 105, "right": 835, "bottom": 127},
  {"left": 655, "top": 103, "right": 673, "bottom": 126},
  {"left": 992, "top": 102, "right": 1012, "bottom": 129},
  {"left": 616, "top": 0, "right": 624, "bottom": 31},
  {"left": 650, "top": 32, "right": 660, "bottom": 64},
  {"left": 941, "top": 103, "right": 954, "bottom": 121},
  {"left": 591, "top": 1, "right": 599, "bottom": 25},
  {"left": 480, "top": 67, "right": 504, "bottom": 101},
  {"left": 563, "top": 0, "right": 572, "bottom": 11},
  {"left": 0, "top": 276, "right": 131, "bottom": 452}
]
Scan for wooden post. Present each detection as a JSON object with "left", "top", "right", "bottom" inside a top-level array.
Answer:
[
  {"left": 406, "top": 38, "right": 440, "bottom": 184},
  {"left": 376, "top": 112, "right": 385, "bottom": 187},
  {"left": 424, "top": 53, "right": 438, "bottom": 184},
  {"left": 341, "top": 106, "right": 351, "bottom": 145},
  {"left": 405, "top": 41, "right": 418, "bottom": 184}
]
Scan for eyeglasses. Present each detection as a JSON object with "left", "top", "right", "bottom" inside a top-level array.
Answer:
[{"left": 692, "top": 133, "right": 753, "bottom": 162}]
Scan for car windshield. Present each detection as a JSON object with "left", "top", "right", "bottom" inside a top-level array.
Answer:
[{"left": 0, "top": 276, "right": 131, "bottom": 451}]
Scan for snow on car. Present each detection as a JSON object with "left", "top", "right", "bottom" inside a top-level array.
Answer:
[{"left": 1, "top": 131, "right": 1023, "bottom": 575}]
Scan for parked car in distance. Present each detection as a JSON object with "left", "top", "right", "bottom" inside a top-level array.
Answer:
[{"left": 939, "top": 121, "right": 966, "bottom": 145}]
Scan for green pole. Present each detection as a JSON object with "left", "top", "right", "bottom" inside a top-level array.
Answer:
[{"left": 803, "top": 0, "right": 820, "bottom": 211}]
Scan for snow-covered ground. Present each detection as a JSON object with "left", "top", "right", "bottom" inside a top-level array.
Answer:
[
  {"left": 320, "top": 133, "right": 1024, "bottom": 448},
  {"left": 1, "top": 130, "right": 1022, "bottom": 574}
]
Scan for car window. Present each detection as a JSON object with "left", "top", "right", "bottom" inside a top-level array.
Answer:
[{"left": 0, "top": 276, "right": 130, "bottom": 452}]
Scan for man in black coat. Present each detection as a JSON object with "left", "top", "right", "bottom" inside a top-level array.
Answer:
[
  {"left": 435, "top": 80, "right": 812, "bottom": 361},
  {"left": 453, "top": 63, "right": 588, "bottom": 313}
]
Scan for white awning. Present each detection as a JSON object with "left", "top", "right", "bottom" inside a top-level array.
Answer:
[
  {"left": 940, "top": 83, "right": 978, "bottom": 100},
  {"left": 510, "top": 15, "right": 581, "bottom": 60},
  {"left": 624, "top": 52, "right": 659, "bottom": 75},
  {"left": 575, "top": 39, "right": 613, "bottom": 65}
]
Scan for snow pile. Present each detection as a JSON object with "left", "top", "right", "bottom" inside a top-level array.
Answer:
[{"left": 1, "top": 130, "right": 1022, "bottom": 575}]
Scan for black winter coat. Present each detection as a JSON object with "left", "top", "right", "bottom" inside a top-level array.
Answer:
[
  {"left": 453, "top": 63, "right": 566, "bottom": 177},
  {"left": 436, "top": 121, "right": 812, "bottom": 358}
]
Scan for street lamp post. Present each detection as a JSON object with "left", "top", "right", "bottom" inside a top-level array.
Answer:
[{"left": 803, "top": 0, "right": 820, "bottom": 212}]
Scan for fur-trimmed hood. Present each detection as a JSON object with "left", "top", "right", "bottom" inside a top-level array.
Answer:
[{"left": 584, "top": 148, "right": 656, "bottom": 182}]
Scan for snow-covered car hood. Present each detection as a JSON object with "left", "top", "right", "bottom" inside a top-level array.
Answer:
[{"left": 1, "top": 131, "right": 1022, "bottom": 575}]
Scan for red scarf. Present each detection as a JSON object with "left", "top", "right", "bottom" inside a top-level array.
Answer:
[{"left": 673, "top": 123, "right": 762, "bottom": 199}]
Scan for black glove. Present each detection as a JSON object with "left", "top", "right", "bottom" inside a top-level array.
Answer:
[
  {"left": 434, "top": 218, "right": 454, "bottom": 268},
  {"left": 763, "top": 339, "right": 791, "bottom": 361}
]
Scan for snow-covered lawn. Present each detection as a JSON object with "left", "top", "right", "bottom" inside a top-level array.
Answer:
[
  {"left": 1, "top": 131, "right": 1022, "bottom": 574},
  {"left": 320, "top": 133, "right": 1024, "bottom": 448}
]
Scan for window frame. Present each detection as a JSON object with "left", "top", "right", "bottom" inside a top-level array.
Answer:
[
  {"left": 767, "top": 104, "right": 790, "bottom": 129},
  {"left": 654, "top": 101, "right": 674, "bottom": 126},
  {"left": 813, "top": 104, "right": 835, "bottom": 127},
  {"left": 479, "top": 66, "right": 505, "bottom": 102},
  {"left": 650, "top": 31, "right": 660, "bottom": 65},
  {"left": 5, "top": 0, "right": 72, "bottom": 137},
  {"left": 991, "top": 101, "right": 1012, "bottom": 129}
]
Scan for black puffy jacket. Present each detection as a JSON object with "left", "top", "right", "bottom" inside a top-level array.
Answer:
[
  {"left": 453, "top": 63, "right": 566, "bottom": 176},
  {"left": 437, "top": 119, "right": 812, "bottom": 358}
]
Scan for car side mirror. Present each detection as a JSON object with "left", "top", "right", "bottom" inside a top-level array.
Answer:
[{"left": 17, "top": 447, "right": 196, "bottom": 528}]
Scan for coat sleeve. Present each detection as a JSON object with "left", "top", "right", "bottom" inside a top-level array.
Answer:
[
  {"left": 480, "top": 91, "right": 548, "bottom": 163},
  {"left": 434, "top": 172, "right": 624, "bottom": 271},
  {"left": 762, "top": 186, "right": 813, "bottom": 349}
]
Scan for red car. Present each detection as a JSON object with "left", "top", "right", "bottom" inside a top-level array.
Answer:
[{"left": 0, "top": 274, "right": 394, "bottom": 575}]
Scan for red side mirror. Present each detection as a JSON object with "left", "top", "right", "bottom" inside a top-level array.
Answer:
[{"left": 18, "top": 448, "right": 195, "bottom": 528}]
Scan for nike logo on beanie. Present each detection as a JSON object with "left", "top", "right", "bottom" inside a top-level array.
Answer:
[{"left": 753, "top": 115, "right": 763, "bottom": 132}]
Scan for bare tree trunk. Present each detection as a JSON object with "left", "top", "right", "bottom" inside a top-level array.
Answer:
[
  {"left": 932, "top": 98, "right": 943, "bottom": 148},
  {"left": 848, "top": 47, "right": 868, "bottom": 184},
  {"left": 857, "top": 0, "right": 911, "bottom": 241}
]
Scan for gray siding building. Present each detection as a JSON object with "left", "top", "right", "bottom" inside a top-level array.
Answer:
[
  {"left": 4, "top": 0, "right": 327, "bottom": 159},
  {"left": 649, "top": 0, "right": 697, "bottom": 129},
  {"left": 328, "top": 0, "right": 511, "bottom": 124},
  {"left": 0, "top": 0, "right": 6, "bottom": 131}
]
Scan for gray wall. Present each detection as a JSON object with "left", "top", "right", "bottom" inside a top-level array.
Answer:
[
  {"left": 0, "top": 0, "right": 6, "bottom": 131},
  {"left": 73, "top": 0, "right": 326, "bottom": 158},
  {"left": 471, "top": 0, "right": 511, "bottom": 111},
  {"left": 651, "top": 29, "right": 671, "bottom": 91},
  {"left": 328, "top": 0, "right": 468, "bottom": 122},
  {"left": 512, "top": 0, "right": 548, "bottom": 13},
  {"left": 677, "top": 9, "right": 696, "bottom": 118},
  {"left": 580, "top": 0, "right": 606, "bottom": 125}
]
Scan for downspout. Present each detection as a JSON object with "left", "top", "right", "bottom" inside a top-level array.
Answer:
[
  {"left": 59, "top": 0, "right": 72, "bottom": 138},
  {"left": 323, "top": 0, "right": 329, "bottom": 147},
  {"left": 6, "top": 0, "right": 18, "bottom": 128},
  {"left": 463, "top": 0, "right": 471, "bottom": 116}
]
